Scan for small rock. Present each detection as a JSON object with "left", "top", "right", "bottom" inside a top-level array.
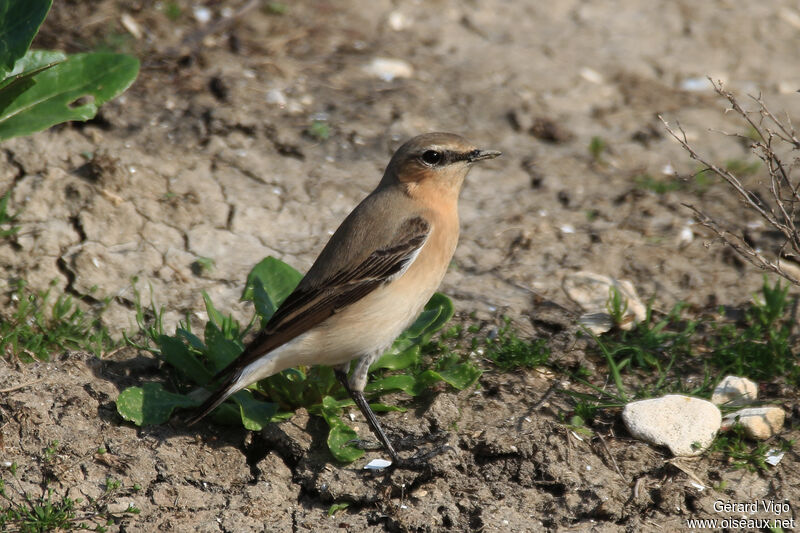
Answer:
[
  {"left": 711, "top": 375, "right": 758, "bottom": 406},
  {"left": 363, "top": 57, "right": 413, "bottom": 81},
  {"left": 364, "top": 458, "right": 392, "bottom": 470},
  {"left": 563, "top": 271, "right": 646, "bottom": 333},
  {"left": 622, "top": 395, "right": 721, "bottom": 456},
  {"left": 722, "top": 407, "right": 785, "bottom": 440}
]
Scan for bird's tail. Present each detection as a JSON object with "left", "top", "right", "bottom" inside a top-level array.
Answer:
[{"left": 185, "top": 371, "right": 241, "bottom": 426}]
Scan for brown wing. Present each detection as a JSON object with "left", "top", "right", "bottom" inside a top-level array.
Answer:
[{"left": 221, "top": 215, "right": 430, "bottom": 378}]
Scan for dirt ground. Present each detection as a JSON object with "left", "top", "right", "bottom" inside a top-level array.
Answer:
[{"left": 2, "top": 0, "right": 800, "bottom": 531}]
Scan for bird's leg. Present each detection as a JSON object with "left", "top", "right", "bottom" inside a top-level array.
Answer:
[{"left": 335, "top": 369, "right": 400, "bottom": 464}]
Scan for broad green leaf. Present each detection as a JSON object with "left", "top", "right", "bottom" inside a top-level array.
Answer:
[
  {"left": 177, "top": 327, "right": 206, "bottom": 351},
  {"left": 0, "top": 51, "right": 64, "bottom": 116},
  {"left": 368, "top": 402, "right": 405, "bottom": 413},
  {"left": 371, "top": 345, "right": 420, "bottom": 371},
  {"left": 320, "top": 396, "right": 363, "bottom": 462},
  {"left": 251, "top": 277, "right": 277, "bottom": 322},
  {"left": 204, "top": 321, "right": 242, "bottom": 372},
  {"left": 365, "top": 374, "right": 417, "bottom": 395},
  {"left": 414, "top": 364, "right": 482, "bottom": 395},
  {"left": 231, "top": 390, "right": 278, "bottom": 431},
  {"left": 0, "top": 52, "right": 139, "bottom": 141},
  {"left": 0, "top": 0, "right": 52, "bottom": 76},
  {"left": 326, "top": 420, "right": 364, "bottom": 462},
  {"left": 416, "top": 293, "right": 454, "bottom": 344},
  {"left": 157, "top": 334, "right": 213, "bottom": 385},
  {"left": 242, "top": 256, "right": 302, "bottom": 305},
  {"left": 116, "top": 383, "right": 198, "bottom": 426},
  {"left": 434, "top": 363, "right": 482, "bottom": 390}
]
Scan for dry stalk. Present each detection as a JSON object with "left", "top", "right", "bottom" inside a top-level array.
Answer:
[{"left": 659, "top": 79, "right": 800, "bottom": 285}]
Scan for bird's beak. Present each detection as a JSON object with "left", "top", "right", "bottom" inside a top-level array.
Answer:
[{"left": 468, "top": 149, "right": 502, "bottom": 163}]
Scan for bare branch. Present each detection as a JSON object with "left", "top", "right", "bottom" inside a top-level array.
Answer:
[{"left": 662, "top": 81, "right": 800, "bottom": 286}]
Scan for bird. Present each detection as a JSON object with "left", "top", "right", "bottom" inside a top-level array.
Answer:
[{"left": 187, "top": 132, "right": 501, "bottom": 465}]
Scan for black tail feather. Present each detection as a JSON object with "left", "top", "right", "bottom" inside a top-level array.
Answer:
[{"left": 185, "top": 373, "right": 239, "bottom": 426}]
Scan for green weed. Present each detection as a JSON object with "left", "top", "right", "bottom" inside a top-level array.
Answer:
[
  {"left": 725, "top": 159, "right": 760, "bottom": 177},
  {"left": 709, "top": 424, "right": 793, "bottom": 472},
  {"left": 710, "top": 278, "right": 798, "bottom": 385},
  {"left": 634, "top": 173, "right": 683, "bottom": 194},
  {"left": 117, "top": 257, "right": 481, "bottom": 462},
  {"left": 588, "top": 136, "right": 607, "bottom": 162},
  {"left": 306, "top": 120, "right": 330, "bottom": 141},
  {"left": 0, "top": 280, "right": 116, "bottom": 362},
  {"left": 0, "top": 192, "right": 20, "bottom": 239},
  {"left": 0, "top": 443, "right": 139, "bottom": 532},
  {"left": 191, "top": 257, "right": 215, "bottom": 275},
  {"left": 162, "top": 1, "right": 182, "bottom": 20},
  {"left": 483, "top": 317, "right": 549, "bottom": 370},
  {"left": 264, "top": 2, "right": 288, "bottom": 15}
]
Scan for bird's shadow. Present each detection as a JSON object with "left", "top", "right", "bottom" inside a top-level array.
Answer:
[{"left": 86, "top": 347, "right": 248, "bottom": 452}]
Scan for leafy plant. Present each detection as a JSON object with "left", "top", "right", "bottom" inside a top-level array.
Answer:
[
  {"left": 0, "top": 0, "right": 140, "bottom": 141},
  {"left": 0, "top": 280, "right": 116, "bottom": 362},
  {"left": 710, "top": 277, "right": 798, "bottom": 384},
  {"left": 117, "top": 257, "right": 481, "bottom": 462}
]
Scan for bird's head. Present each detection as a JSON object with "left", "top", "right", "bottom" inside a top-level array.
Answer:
[{"left": 381, "top": 132, "right": 501, "bottom": 199}]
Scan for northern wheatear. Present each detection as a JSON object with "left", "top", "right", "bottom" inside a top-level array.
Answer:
[{"left": 188, "top": 132, "right": 500, "bottom": 464}]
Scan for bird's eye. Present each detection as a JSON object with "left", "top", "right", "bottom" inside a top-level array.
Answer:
[{"left": 421, "top": 150, "right": 443, "bottom": 166}]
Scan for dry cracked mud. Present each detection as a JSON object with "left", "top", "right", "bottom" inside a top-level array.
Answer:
[{"left": 2, "top": 0, "right": 800, "bottom": 531}]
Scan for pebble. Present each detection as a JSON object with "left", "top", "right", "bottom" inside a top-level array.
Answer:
[
  {"left": 563, "top": 271, "right": 646, "bottom": 333},
  {"left": 711, "top": 375, "right": 758, "bottom": 406},
  {"left": 363, "top": 58, "right": 413, "bottom": 81},
  {"left": 622, "top": 395, "right": 721, "bottom": 456},
  {"left": 721, "top": 407, "right": 785, "bottom": 440}
]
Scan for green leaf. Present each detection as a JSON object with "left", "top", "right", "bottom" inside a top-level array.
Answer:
[
  {"left": 251, "top": 277, "right": 277, "bottom": 323},
  {"left": 204, "top": 321, "right": 242, "bottom": 372},
  {"left": 177, "top": 327, "right": 206, "bottom": 351},
  {"left": 242, "top": 256, "right": 302, "bottom": 306},
  {"left": 0, "top": 0, "right": 52, "bottom": 76},
  {"left": 231, "top": 390, "right": 278, "bottom": 431},
  {"left": 371, "top": 345, "right": 420, "bottom": 371},
  {"left": 415, "top": 293, "right": 455, "bottom": 344},
  {"left": 433, "top": 363, "right": 482, "bottom": 390},
  {"left": 365, "top": 374, "right": 418, "bottom": 395},
  {"left": 116, "top": 383, "right": 198, "bottom": 426},
  {"left": 0, "top": 52, "right": 139, "bottom": 141},
  {"left": 0, "top": 51, "right": 65, "bottom": 118},
  {"left": 327, "top": 502, "right": 350, "bottom": 516},
  {"left": 319, "top": 395, "right": 364, "bottom": 462},
  {"left": 1, "top": 49, "right": 64, "bottom": 83},
  {"left": 326, "top": 419, "right": 364, "bottom": 462},
  {"left": 368, "top": 402, "right": 405, "bottom": 413},
  {"left": 202, "top": 291, "right": 225, "bottom": 327},
  {"left": 157, "top": 334, "right": 213, "bottom": 385}
]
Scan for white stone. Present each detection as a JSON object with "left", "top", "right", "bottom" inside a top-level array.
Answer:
[
  {"left": 711, "top": 375, "right": 758, "bottom": 406},
  {"left": 563, "top": 271, "right": 646, "bottom": 333},
  {"left": 721, "top": 407, "right": 785, "bottom": 440},
  {"left": 363, "top": 58, "right": 413, "bottom": 82},
  {"left": 622, "top": 395, "right": 721, "bottom": 456}
]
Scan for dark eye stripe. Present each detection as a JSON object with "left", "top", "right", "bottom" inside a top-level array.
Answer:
[{"left": 442, "top": 149, "right": 476, "bottom": 164}]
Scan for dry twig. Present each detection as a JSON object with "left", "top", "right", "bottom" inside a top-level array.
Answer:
[{"left": 660, "top": 79, "right": 800, "bottom": 285}]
